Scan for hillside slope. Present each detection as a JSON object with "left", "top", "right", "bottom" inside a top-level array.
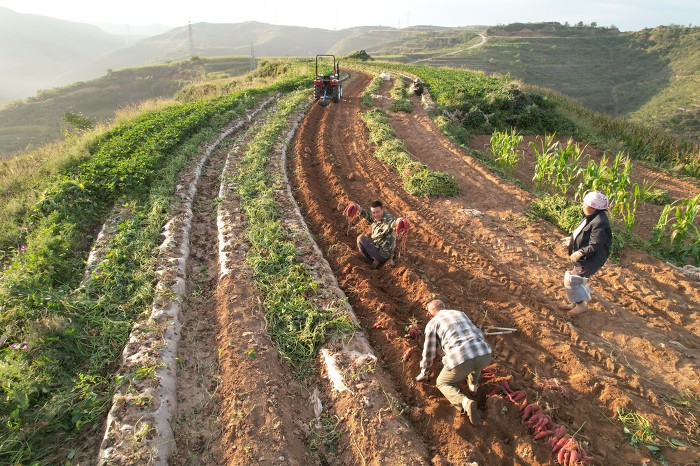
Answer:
[
  {"left": 0, "top": 57, "right": 252, "bottom": 157},
  {"left": 385, "top": 23, "right": 700, "bottom": 141},
  {"left": 0, "top": 6, "right": 123, "bottom": 102}
]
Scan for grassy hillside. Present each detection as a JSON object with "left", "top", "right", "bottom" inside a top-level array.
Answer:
[
  {"left": 0, "top": 57, "right": 253, "bottom": 158},
  {"left": 627, "top": 26, "right": 700, "bottom": 141},
  {"left": 375, "top": 23, "right": 700, "bottom": 143},
  {"left": 398, "top": 34, "right": 668, "bottom": 116}
]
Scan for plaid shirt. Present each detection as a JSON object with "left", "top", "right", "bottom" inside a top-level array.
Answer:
[
  {"left": 359, "top": 209, "right": 396, "bottom": 258},
  {"left": 420, "top": 310, "right": 492, "bottom": 373}
]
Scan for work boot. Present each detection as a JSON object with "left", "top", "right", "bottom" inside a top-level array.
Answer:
[
  {"left": 462, "top": 397, "right": 480, "bottom": 426},
  {"left": 558, "top": 302, "right": 575, "bottom": 310},
  {"left": 568, "top": 302, "right": 588, "bottom": 316}
]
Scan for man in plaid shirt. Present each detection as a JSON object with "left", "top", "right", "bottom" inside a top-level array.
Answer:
[{"left": 416, "top": 300, "right": 492, "bottom": 425}]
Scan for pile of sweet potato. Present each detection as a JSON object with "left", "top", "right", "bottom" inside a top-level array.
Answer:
[{"left": 487, "top": 376, "right": 594, "bottom": 465}]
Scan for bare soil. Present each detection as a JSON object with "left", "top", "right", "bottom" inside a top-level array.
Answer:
[
  {"left": 168, "top": 111, "right": 322, "bottom": 466},
  {"left": 94, "top": 71, "right": 699, "bottom": 465},
  {"left": 286, "top": 72, "right": 700, "bottom": 465}
]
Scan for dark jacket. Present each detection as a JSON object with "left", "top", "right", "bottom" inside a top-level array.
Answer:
[{"left": 568, "top": 210, "right": 612, "bottom": 277}]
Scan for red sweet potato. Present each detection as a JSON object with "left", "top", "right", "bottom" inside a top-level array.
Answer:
[
  {"left": 552, "top": 435, "right": 571, "bottom": 453},
  {"left": 533, "top": 429, "right": 554, "bottom": 440}
]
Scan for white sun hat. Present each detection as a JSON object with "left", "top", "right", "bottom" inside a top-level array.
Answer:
[{"left": 583, "top": 191, "right": 609, "bottom": 210}]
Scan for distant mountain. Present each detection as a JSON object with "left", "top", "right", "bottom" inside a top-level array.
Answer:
[
  {"left": 64, "top": 21, "right": 423, "bottom": 81},
  {"left": 92, "top": 22, "right": 174, "bottom": 39},
  {"left": 0, "top": 9, "right": 475, "bottom": 103},
  {"left": 1, "top": 8, "right": 696, "bottom": 146},
  {"left": 0, "top": 6, "right": 124, "bottom": 102}
]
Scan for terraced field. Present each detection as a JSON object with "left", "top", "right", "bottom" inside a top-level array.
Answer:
[{"left": 42, "top": 69, "right": 698, "bottom": 465}]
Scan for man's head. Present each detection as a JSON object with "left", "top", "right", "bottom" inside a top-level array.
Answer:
[
  {"left": 426, "top": 299, "right": 446, "bottom": 318},
  {"left": 370, "top": 200, "right": 384, "bottom": 221}
]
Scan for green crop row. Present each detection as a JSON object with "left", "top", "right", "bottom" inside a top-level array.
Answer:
[
  {"left": 232, "top": 90, "right": 354, "bottom": 370},
  {"left": 387, "top": 74, "right": 414, "bottom": 113},
  {"left": 349, "top": 60, "right": 576, "bottom": 135},
  {"left": 361, "top": 74, "right": 384, "bottom": 107},
  {"left": 0, "top": 76, "right": 307, "bottom": 464},
  {"left": 361, "top": 107, "right": 459, "bottom": 198}
]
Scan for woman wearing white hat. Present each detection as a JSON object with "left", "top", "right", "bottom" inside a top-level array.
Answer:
[{"left": 559, "top": 191, "right": 613, "bottom": 316}]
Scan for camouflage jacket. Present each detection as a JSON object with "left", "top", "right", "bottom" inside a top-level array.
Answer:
[{"left": 359, "top": 209, "right": 397, "bottom": 259}]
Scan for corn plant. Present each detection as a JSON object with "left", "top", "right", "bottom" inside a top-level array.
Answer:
[
  {"left": 533, "top": 136, "right": 583, "bottom": 196},
  {"left": 670, "top": 194, "right": 700, "bottom": 261},
  {"left": 553, "top": 139, "right": 585, "bottom": 196},
  {"left": 650, "top": 194, "right": 700, "bottom": 264},
  {"left": 531, "top": 133, "right": 558, "bottom": 191},
  {"left": 652, "top": 204, "right": 673, "bottom": 246},
  {"left": 575, "top": 151, "right": 633, "bottom": 218},
  {"left": 620, "top": 183, "right": 641, "bottom": 234},
  {"left": 608, "top": 152, "right": 633, "bottom": 217},
  {"left": 490, "top": 128, "right": 522, "bottom": 175}
]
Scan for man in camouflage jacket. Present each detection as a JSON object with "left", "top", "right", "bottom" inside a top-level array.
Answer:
[{"left": 355, "top": 200, "right": 398, "bottom": 269}]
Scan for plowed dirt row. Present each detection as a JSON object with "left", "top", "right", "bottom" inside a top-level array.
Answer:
[
  {"left": 289, "top": 71, "right": 699, "bottom": 465},
  {"left": 168, "top": 106, "right": 322, "bottom": 466}
]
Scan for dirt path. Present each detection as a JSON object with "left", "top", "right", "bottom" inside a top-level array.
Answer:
[
  {"left": 288, "top": 71, "right": 700, "bottom": 465},
  {"left": 411, "top": 33, "right": 488, "bottom": 64}
]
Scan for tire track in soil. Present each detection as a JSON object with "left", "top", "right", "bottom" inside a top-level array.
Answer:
[
  {"left": 381, "top": 92, "right": 700, "bottom": 404},
  {"left": 170, "top": 105, "right": 324, "bottom": 466},
  {"left": 289, "top": 71, "right": 700, "bottom": 465}
]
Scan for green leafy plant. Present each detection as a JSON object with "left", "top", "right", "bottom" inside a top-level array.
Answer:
[
  {"left": 234, "top": 90, "right": 354, "bottom": 369},
  {"left": 490, "top": 128, "right": 522, "bottom": 174},
  {"left": 309, "top": 414, "right": 342, "bottom": 453},
  {"left": 388, "top": 75, "right": 413, "bottom": 113},
  {"left": 617, "top": 407, "right": 684, "bottom": 465},
  {"left": 361, "top": 108, "right": 458, "bottom": 198}
]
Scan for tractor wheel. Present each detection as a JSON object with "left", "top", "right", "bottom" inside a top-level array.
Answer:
[
  {"left": 332, "top": 86, "right": 340, "bottom": 103},
  {"left": 313, "top": 86, "right": 321, "bottom": 100}
]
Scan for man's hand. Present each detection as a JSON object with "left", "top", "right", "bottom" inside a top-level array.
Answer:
[
  {"left": 570, "top": 250, "right": 584, "bottom": 263},
  {"left": 560, "top": 236, "right": 571, "bottom": 248},
  {"left": 415, "top": 371, "right": 429, "bottom": 382}
]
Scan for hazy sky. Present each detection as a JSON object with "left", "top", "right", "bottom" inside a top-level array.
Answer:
[{"left": 1, "top": 0, "right": 698, "bottom": 32}]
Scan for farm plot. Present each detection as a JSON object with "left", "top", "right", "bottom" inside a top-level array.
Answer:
[
  {"left": 26, "top": 70, "right": 696, "bottom": 465},
  {"left": 289, "top": 71, "right": 699, "bottom": 464},
  {"left": 97, "top": 87, "right": 432, "bottom": 465}
]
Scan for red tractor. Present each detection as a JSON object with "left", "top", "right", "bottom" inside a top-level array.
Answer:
[{"left": 313, "top": 55, "right": 342, "bottom": 107}]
